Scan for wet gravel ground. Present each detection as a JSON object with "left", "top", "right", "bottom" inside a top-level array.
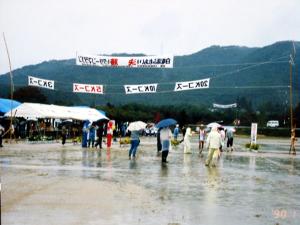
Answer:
[{"left": 1, "top": 136, "right": 299, "bottom": 225}]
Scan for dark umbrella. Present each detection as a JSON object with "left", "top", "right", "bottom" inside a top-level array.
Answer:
[{"left": 155, "top": 118, "right": 177, "bottom": 128}]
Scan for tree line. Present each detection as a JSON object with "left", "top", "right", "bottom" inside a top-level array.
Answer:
[{"left": 6, "top": 86, "right": 300, "bottom": 128}]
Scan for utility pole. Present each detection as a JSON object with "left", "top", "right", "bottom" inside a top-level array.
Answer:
[
  {"left": 3, "top": 33, "right": 14, "bottom": 143},
  {"left": 289, "top": 54, "right": 294, "bottom": 131},
  {"left": 289, "top": 51, "right": 296, "bottom": 154}
]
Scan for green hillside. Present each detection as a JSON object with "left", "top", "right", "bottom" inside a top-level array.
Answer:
[{"left": 0, "top": 41, "right": 299, "bottom": 108}]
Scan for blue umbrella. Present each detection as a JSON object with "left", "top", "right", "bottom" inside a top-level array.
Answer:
[{"left": 155, "top": 118, "right": 177, "bottom": 128}]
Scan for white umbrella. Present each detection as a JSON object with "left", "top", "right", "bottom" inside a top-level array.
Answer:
[
  {"left": 206, "top": 122, "right": 222, "bottom": 128},
  {"left": 127, "top": 121, "right": 147, "bottom": 131}
]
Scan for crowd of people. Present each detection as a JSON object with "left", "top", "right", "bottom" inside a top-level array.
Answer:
[
  {"left": 1, "top": 117, "right": 237, "bottom": 167},
  {"left": 58, "top": 120, "right": 236, "bottom": 166}
]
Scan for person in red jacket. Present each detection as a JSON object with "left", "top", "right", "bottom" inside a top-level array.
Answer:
[{"left": 106, "top": 121, "right": 113, "bottom": 149}]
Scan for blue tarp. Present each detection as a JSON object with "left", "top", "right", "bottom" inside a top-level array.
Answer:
[{"left": 0, "top": 98, "right": 21, "bottom": 114}]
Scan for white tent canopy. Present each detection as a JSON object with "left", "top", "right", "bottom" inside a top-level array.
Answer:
[{"left": 4, "top": 102, "right": 109, "bottom": 122}]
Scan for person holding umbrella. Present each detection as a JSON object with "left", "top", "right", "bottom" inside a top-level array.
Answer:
[
  {"left": 156, "top": 127, "right": 162, "bottom": 153},
  {"left": 127, "top": 121, "right": 147, "bottom": 160},
  {"left": 160, "top": 126, "right": 172, "bottom": 163},
  {"left": 128, "top": 129, "right": 140, "bottom": 160},
  {"left": 155, "top": 118, "right": 177, "bottom": 163}
]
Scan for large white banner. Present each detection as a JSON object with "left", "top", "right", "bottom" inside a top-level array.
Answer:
[
  {"left": 28, "top": 76, "right": 55, "bottom": 90},
  {"left": 174, "top": 78, "right": 210, "bottom": 92},
  {"left": 73, "top": 83, "right": 104, "bottom": 94},
  {"left": 76, "top": 54, "right": 173, "bottom": 68},
  {"left": 124, "top": 84, "right": 158, "bottom": 94},
  {"left": 213, "top": 103, "right": 237, "bottom": 109}
]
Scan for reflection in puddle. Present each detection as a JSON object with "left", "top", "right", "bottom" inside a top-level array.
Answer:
[
  {"left": 129, "top": 160, "right": 137, "bottom": 169},
  {"left": 2, "top": 141, "right": 300, "bottom": 225}
]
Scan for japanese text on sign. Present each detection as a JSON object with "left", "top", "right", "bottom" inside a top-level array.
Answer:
[
  {"left": 73, "top": 83, "right": 103, "bottom": 94},
  {"left": 174, "top": 78, "right": 210, "bottom": 91},
  {"left": 124, "top": 84, "right": 158, "bottom": 94},
  {"left": 76, "top": 54, "right": 173, "bottom": 68},
  {"left": 28, "top": 76, "right": 55, "bottom": 90}
]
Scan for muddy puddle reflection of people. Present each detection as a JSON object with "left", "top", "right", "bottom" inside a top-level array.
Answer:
[
  {"left": 129, "top": 159, "right": 138, "bottom": 169},
  {"left": 59, "top": 148, "right": 67, "bottom": 165},
  {"left": 96, "top": 150, "right": 102, "bottom": 167},
  {"left": 183, "top": 153, "right": 192, "bottom": 174},
  {"left": 81, "top": 149, "right": 103, "bottom": 170},
  {"left": 160, "top": 163, "right": 169, "bottom": 177},
  {"left": 82, "top": 149, "right": 96, "bottom": 167},
  {"left": 202, "top": 166, "right": 220, "bottom": 223},
  {"left": 158, "top": 163, "right": 169, "bottom": 205}
]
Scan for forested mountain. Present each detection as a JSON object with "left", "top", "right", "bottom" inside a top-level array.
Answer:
[{"left": 0, "top": 41, "right": 299, "bottom": 109}]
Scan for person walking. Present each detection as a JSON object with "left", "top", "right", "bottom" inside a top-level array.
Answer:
[
  {"left": 219, "top": 127, "right": 226, "bottom": 152},
  {"left": 226, "top": 128, "right": 234, "bottom": 152},
  {"left": 128, "top": 130, "right": 140, "bottom": 159},
  {"left": 205, "top": 126, "right": 222, "bottom": 167},
  {"left": 10, "top": 123, "right": 16, "bottom": 142},
  {"left": 0, "top": 123, "right": 5, "bottom": 147},
  {"left": 106, "top": 121, "right": 113, "bottom": 149},
  {"left": 160, "top": 126, "right": 172, "bottom": 163},
  {"left": 180, "top": 126, "right": 186, "bottom": 143},
  {"left": 290, "top": 127, "right": 297, "bottom": 155},
  {"left": 199, "top": 125, "right": 206, "bottom": 154},
  {"left": 61, "top": 125, "right": 67, "bottom": 145},
  {"left": 157, "top": 127, "right": 162, "bottom": 153},
  {"left": 95, "top": 122, "right": 104, "bottom": 149},
  {"left": 88, "top": 124, "right": 96, "bottom": 148},
  {"left": 173, "top": 124, "right": 179, "bottom": 141},
  {"left": 184, "top": 127, "right": 192, "bottom": 154}
]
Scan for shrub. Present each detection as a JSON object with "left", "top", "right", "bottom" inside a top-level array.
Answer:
[{"left": 245, "top": 143, "right": 260, "bottom": 150}]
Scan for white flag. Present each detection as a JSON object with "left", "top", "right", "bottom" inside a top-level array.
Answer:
[
  {"left": 174, "top": 78, "right": 210, "bottom": 91},
  {"left": 124, "top": 84, "right": 158, "bottom": 94},
  {"left": 73, "top": 83, "right": 104, "bottom": 94},
  {"left": 213, "top": 103, "right": 237, "bottom": 109},
  {"left": 28, "top": 76, "right": 55, "bottom": 90}
]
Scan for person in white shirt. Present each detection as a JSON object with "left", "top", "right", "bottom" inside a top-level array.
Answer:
[
  {"left": 184, "top": 127, "right": 192, "bottom": 154},
  {"left": 205, "top": 126, "right": 222, "bottom": 167}
]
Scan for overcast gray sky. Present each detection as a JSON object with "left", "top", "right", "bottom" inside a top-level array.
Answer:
[{"left": 0, "top": 0, "right": 299, "bottom": 74}]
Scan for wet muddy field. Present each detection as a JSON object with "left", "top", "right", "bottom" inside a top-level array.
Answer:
[{"left": 1, "top": 136, "right": 299, "bottom": 225}]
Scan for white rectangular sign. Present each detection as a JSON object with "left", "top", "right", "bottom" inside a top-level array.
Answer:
[
  {"left": 28, "top": 76, "right": 55, "bottom": 90},
  {"left": 213, "top": 103, "right": 237, "bottom": 109},
  {"left": 124, "top": 84, "right": 158, "bottom": 94},
  {"left": 251, "top": 123, "right": 258, "bottom": 145},
  {"left": 174, "top": 78, "right": 210, "bottom": 91},
  {"left": 73, "top": 83, "right": 104, "bottom": 94},
  {"left": 76, "top": 54, "right": 173, "bottom": 68}
]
